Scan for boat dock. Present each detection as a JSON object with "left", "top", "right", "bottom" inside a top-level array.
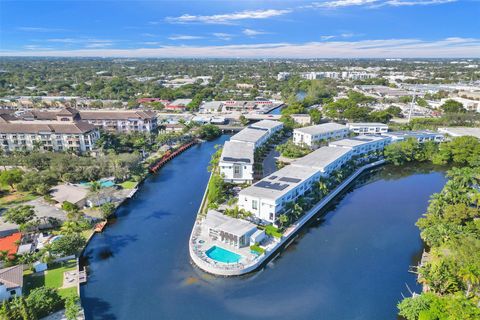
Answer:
[{"left": 149, "top": 140, "right": 197, "bottom": 173}]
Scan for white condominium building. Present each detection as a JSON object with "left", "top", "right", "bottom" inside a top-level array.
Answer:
[
  {"left": 0, "top": 119, "right": 99, "bottom": 153},
  {"left": 293, "top": 123, "right": 349, "bottom": 148},
  {"left": 238, "top": 165, "right": 321, "bottom": 223},
  {"left": 347, "top": 122, "right": 389, "bottom": 134},
  {"left": 219, "top": 141, "right": 254, "bottom": 184},
  {"left": 329, "top": 135, "right": 391, "bottom": 156},
  {"left": 230, "top": 120, "right": 283, "bottom": 149},
  {"left": 382, "top": 131, "right": 444, "bottom": 143},
  {"left": 239, "top": 146, "right": 353, "bottom": 223}
]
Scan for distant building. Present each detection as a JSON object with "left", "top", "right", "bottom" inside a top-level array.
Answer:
[
  {"left": 23, "top": 108, "right": 158, "bottom": 133},
  {"left": 230, "top": 120, "right": 283, "bottom": 148},
  {"left": 383, "top": 131, "right": 444, "bottom": 143},
  {"left": 166, "top": 99, "right": 192, "bottom": 111},
  {"left": 137, "top": 98, "right": 170, "bottom": 105},
  {"left": 219, "top": 141, "right": 254, "bottom": 184},
  {"left": 438, "top": 127, "right": 480, "bottom": 139},
  {"left": 347, "top": 122, "right": 389, "bottom": 134},
  {"left": 277, "top": 72, "right": 290, "bottom": 81},
  {"left": 0, "top": 119, "right": 99, "bottom": 153},
  {"left": 293, "top": 123, "right": 349, "bottom": 148},
  {"left": 49, "top": 184, "right": 89, "bottom": 208},
  {"left": 290, "top": 114, "right": 311, "bottom": 126},
  {"left": 236, "top": 83, "right": 254, "bottom": 89},
  {"left": 0, "top": 265, "right": 23, "bottom": 302},
  {"left": 200, "top": 101, "right": 224, "bottom": 113}
]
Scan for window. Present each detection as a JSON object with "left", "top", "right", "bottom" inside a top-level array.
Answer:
[
  {"left": 269, "top": 213, "right": 274, "bottom": 220},
  {"left": 252, "top": 200, "right": 258, "bottom": 210}
]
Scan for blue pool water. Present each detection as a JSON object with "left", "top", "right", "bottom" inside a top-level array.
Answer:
[
  {"left": 206, "top": 246, "right": 242, "bottom": 263},
  {"left": 80, "top": 180, "right": 115, "bottom": 188}
]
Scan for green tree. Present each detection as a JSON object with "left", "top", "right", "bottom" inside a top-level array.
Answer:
[
  {"left": 25, "top": 287, "right": 62, "bottom": 318},
  {"left": 100, "top": 202, "right": 116, "bottom": 219},
  {"left": 309, "top": 109, "right": 322, "bottom": 124},
  {"left": 3, "top": 205, "right": 36, "bottom": 225},
  {"left": 49, "top": 233, "right": 86, "bottom": 257},
  {"left": 441, "top": 99, "right": 465, "bottom": 113},
  {"left": 0, "top": 169, "right": 23, "bottom": 190},
  {"left": 64, "top": 296, "right": 80, "bottom": 320}
]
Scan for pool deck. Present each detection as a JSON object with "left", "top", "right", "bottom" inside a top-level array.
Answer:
[{"left": 189, "top": 159, "right": 386, "bottom": 276}]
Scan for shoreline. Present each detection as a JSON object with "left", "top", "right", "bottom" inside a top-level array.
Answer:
[{"left": 189, "top": 159, "right": 386, "bottom": 276}]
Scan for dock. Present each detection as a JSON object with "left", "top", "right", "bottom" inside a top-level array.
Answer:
[{"left": 149, "top": 139, "right": 197, "bottom": 173}]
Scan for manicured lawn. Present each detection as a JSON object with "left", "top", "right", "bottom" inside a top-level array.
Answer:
[
  {"left": 119, "top": 180, "right": 137, "bottom": 189},
  {"left": 0, "top": 186, "right": 38, "bottom": 207},
  {"left": 24, "top": 259, "right": 78, "bottom": 297}
]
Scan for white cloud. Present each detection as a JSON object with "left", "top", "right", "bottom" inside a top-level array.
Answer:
[
  {"left": 213, "top": 33, "right": 233, "bottom": 41},
  {"left": 168, "top": 35, "right": 204, "bottom": 40},
  {"left": 18, "top": 27, "right": 67, "bottom": 32},
  {"left": 307, "top": 0, "right": 456, "bottom": 8},
  {"left": 385, "top": 0, "right": 456, "bottom": 6},
  {"left": 141, "top": 42, "right": 162, "bottom": 46},
  {"left": 141, "top": 33, "right": 156, "bottom": 38},
  {"left": 310, "top": 0, "right": 378, "bottom": 8},
  {"left": 320, "top": 35, "right": 336, "bottom": 40},
  {"left": 242, "top": 29, "right": 269, "bottom": 37},
  {"left": 166, "top": 9, "right": 291, "bottom": 24},
  {"left": 4, "top": 37, "right": 479, "bottom": 58}
]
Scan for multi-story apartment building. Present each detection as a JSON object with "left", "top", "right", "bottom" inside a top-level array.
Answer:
[
  {"left": 239, "top": 146, "right": 352, "bottom": 223},
  {"left": 347, "top": 122, "right": 389, "bottom": 134},
  {"left": 329, "top": 135, "right": 391, "bottom": 156},
  {"left": 382, "top": 131, "right": 445, "bottom": 143},
  {"left": 23, "top": 108, "right": 158, "bottom": 133},
  {"left": 293, "top": 123, "right": 349, "bottom": 148},
  {"left": 219, "top": 141, "right": 254, "bottom": 184},
  {"left": 0, "top": 118, "right": 99, "bottom": 153}
]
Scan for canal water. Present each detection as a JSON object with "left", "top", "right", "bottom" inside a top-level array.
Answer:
[{"left": 81, "top": 136, "right": 446, "bottom": 320}]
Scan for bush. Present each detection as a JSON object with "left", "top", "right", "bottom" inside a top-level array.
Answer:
[
  {"left": 276, "top": 140, "right": 311, "bottom": 158},
  {"left": 250, "top": 244, "right": 265, "bottom": 254},
  {"left": 265, "top": 225, "right": 283, "bottom": 238},
  {"left": 26, "top": 286, "right": 63, "bottom": 318}
]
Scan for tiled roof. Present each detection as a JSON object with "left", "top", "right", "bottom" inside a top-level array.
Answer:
[{"left": 0, "top": 265, "right": 23, "bottom": 289}]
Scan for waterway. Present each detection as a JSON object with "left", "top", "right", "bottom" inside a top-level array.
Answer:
[{"left": 81, "top": 135, "right": 446, "bottom": 320}]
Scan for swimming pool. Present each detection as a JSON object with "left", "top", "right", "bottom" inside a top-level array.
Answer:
[
  {"left": 80, "top": 180, "right": 115, "bottom": 188},
  {"left": 206, "top": 246, "right": 242, "bottom": 264}
]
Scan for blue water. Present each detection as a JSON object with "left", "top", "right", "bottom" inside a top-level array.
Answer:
[
  {"left": 206, "top": 246, "right": 242, "bottom": 263},
  {"left": 81, "top": 136, "right": 446, "bottom": 320},
  {"left": 80, "top": 180, "right": 115, "bottom": 188}
]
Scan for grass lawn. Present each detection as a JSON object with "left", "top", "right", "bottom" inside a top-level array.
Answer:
[
  {"left": 24, "top": 259, "right": 78, "bottom": 298},
  {"left": 0, "top": 186, "right": 38, "bottom": 207},
  {"left": 119, "top": 180, "right": 137, "bottom": 189}
]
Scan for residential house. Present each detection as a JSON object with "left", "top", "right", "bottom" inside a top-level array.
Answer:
[
  {"left": 219, "top": 141, "right": 254, "bottom": 184},
  {"left": 0, "top": 265, "right": 23, "bottom": 302}
]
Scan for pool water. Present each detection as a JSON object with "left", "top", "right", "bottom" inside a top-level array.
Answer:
[
  {"left": 206, "top": 246, "right": 242, "bottom": 263},
  {"left": 80, "top": 180, "right": 115, "bottom": 188}
]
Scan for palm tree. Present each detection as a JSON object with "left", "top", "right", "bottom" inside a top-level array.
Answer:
[
  {"left": 89, "top": 181, "right": 102, "bottom": 192},
  {"left": 278, "top": 214, "right": 289, "bottom": 229},
  {"left": 318, "top": 181, "right": 329, "bottom": 197}
]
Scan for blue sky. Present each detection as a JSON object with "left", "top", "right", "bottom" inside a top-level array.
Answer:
[{"left": 0, "top": 0, "right": 479, "bottom": 57}]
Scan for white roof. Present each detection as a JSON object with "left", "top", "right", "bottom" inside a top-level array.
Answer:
[
  {"left": 294, "top": 123, "right": 347, "bottom": 136},
  {"left": 201, "top": 101, "right": 223, "bottom": 109},
  {"left": 231, "top": 127, "right": 267, "bottom": 144},
  {"left": 249, "top": 119, "right": 283, "bottom": 131},
  {"left": 169, "top": 99, "right": 192, "bottom": 106},
  {"left": 220, "top": 141, "right": 254, "bottom": 164},
  {"left": 438, "top": 127, "right": 480, "bottom": 139},
  {"left": 292, "top": 147, "right": 351, "bottom": 171},
  {"left": 347, "top": 122, "right": 388, "bottom": 127},
  {"left": 329, "top": 135, "right": 389, "bottom": 148},
  {"left": 204, "top": 210, "right": 257, "bottom": 237},
  {"left": 383, "top": 130, "right": 443, "bottom": 138},
  {"left": 239, "top": 165, "right": 319, "bottom": 201},
  {"left": 50, "top": 184, "right": 88, "bottom": 204}
]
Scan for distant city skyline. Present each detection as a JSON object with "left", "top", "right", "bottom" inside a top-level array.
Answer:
[{"left": 1, "top": 0, "right": 479, "bottom": 57}]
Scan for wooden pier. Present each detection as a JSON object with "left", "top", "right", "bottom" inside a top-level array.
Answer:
[{"left": 149, "top": 140, "right": 197, "bottom": 173}]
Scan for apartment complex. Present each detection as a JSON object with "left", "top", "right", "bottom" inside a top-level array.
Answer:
[
  {"left": 383, "top": 131, "right": 444, "bottom": 143},
  {"left": 293, "top": 123, "right": 349, "bottom": 148},
  {"left": 347, "top": 122, "right": 389, "bottom": 134},
  {"left": 220, "top": 120, "right": 283, "bottom": 183},
  {"left": 239, "top": 135, "right": 393, "bottom": 224},
  {"left": 22, "top": 108, "right": 158, "bottom": 133},
  {"left": 0, "top": 118, "right": 99, "bottom": 153}
]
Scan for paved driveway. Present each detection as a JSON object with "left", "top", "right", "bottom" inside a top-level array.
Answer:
[{"left": 0, "top": 198, "right": 67, "bottom": 236}]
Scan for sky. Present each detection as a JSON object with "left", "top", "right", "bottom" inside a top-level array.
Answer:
[{"left": 0, "top": 0, "right": 479, "bottom": 58}]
